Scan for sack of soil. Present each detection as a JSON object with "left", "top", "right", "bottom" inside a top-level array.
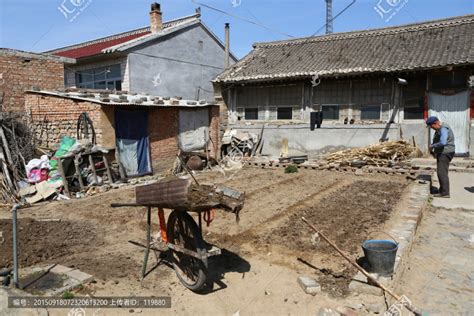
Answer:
[{"left": 135, "top": 176, "right": 245, "bottom": 220}]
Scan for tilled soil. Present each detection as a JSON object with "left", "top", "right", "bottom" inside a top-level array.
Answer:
[
  {"left": 0, "top": 218, "right": 97, "bottom": 268},
  {"left": 275, "top": 180, "right": 406, "bottom": 256},
  {"left": 0, "top": 167, "right": 408, "bottom": 303}
]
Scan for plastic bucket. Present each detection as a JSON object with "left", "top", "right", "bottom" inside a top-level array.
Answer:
[{"left": 362, "top": 239, "right": 398, "bottom": 276}]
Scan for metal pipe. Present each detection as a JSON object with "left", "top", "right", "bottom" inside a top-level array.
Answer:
[
  {"left": 225, "top": 23, "right": 230, "bottom": 67},
  {"left": 12, "top": 203, "right": 20, "bottom": 288}
]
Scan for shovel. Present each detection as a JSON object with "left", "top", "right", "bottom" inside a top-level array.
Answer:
[{"left": 301, "top": 217, "right": 422, "bottom": 316}]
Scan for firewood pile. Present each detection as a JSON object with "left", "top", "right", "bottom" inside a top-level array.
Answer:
[
  {"left": 325, "top": 140, "right": 422, "bottom": 167},
  {"left": 0, "top": 112, "right": 36, "bottom": 204}
]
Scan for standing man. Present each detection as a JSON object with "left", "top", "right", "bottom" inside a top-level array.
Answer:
[{"left": 426, "top": 116, "right": 455, "bottom": 198}]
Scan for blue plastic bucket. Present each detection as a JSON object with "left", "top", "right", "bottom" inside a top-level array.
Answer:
[{"left": 362, "top": 239, "right": 398, "bottom": 276}]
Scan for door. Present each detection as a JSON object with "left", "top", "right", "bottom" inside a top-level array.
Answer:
[
  {"left": 428, "top": 91, "right": 470, "bottom": 155},
  {"left": 115, "top": 109, "right": 151, "bottom": 176},
  {"left": 178, "top": 108, "right": 210, "bottom": 152}
]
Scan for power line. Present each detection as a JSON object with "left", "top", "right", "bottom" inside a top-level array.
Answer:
[
  {"left": 191, "top": 0, "right": 295, "bottom": 38},
  {"left": 311, "top": 0, "right": 357, "bottom": 36}
]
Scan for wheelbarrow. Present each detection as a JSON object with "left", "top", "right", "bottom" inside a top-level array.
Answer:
[{"left": 111, "top": 176, "right": 244, "bottom": 291}]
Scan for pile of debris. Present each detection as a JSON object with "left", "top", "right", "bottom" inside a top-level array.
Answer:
[
  {"left": 0, "top": 111, "right": 115, "bottom": 206},
  {"left": 221, "top": 128, "right": 264, "bottom": 161},
  {"left": 0, "top": 112, "right": 36, "bottom": 204},
  {"left": 325, "top": 140, "right": 422, "bottom": 167}
]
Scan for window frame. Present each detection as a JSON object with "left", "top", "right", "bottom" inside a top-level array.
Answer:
[
  {"left": 360, "top": 105, "right": 382, "bottom": 120},
  {"left": 321, "top": 105, "right": 340, "bottom": 121},
  {"left": 244, "top": 107, "right": 259, "bottom": 120},
  {"left": 76, "top": 64, "right": 122, "bottom": 90},
  {"left": 276, "top": 107, "right": 293, "bottom": 120}
]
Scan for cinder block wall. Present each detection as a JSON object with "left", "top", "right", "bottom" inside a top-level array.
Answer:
[
  {"left": 25, "top": 94, "right": 105, "bottom": 148},
  {"left": 0, "top": 55, "right": 65, "bottom": 113}
]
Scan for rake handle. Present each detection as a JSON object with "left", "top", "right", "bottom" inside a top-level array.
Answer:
[{"left": 301, "top": 217, "right": 421, "bottom": 316}]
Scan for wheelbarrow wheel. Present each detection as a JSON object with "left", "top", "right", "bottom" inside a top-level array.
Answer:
[{"left": 167, "top": 210, "right": 207, "bottom": 291}]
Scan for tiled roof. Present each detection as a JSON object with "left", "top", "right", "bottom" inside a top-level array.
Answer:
[
  {"left": 46, "top": 13, "right": 200, "bottom": 59},
  {"left": 215, "top": 15, "right": 474, "bottom": 83}
]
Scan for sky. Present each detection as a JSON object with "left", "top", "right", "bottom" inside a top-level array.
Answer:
[{"left": 0, "top": 0, "right": 473, "bottom": 59}]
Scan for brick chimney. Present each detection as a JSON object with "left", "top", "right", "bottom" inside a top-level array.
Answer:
[{"left": 150, "top": 3, "right": 163, "bottom": 33}]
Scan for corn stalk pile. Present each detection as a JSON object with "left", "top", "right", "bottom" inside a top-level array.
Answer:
[
  {"left": 0, "top": 112, "right": 36, "bottom": 204},
  {"left": 325, "top": 140, "right": 421, "bottom": 167}
]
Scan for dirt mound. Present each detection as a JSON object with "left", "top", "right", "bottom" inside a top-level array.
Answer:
[{"left": 0, "top": 218, "right": 97, "bottom": 269}]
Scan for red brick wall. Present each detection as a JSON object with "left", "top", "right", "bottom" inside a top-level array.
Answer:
[
  {"left": 25, "top": 96, "right": 220, "bottom": 173},
  {"left": 148, "top": 107, "right": 179, "bottom": 172},
  {"left": 148, "top": 105, "right": 220, "bottom": 172},
  {"left": 0, "top": 55, "right": 65, "bottom": 113},
  {"left": 25, "top": 93, "right": 103, "bottom": 148}
]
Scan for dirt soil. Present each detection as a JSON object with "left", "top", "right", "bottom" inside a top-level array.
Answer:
[
  {"left": 0, "top": 218, "right": 97, "bottom": 268},
  {"left": 0, "top": 167, "right": 409, "bottom": 315}
]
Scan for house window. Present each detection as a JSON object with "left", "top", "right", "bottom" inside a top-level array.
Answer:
[
  {"left": 277, "top": 107, "right": 292, "bottom": 120},
  {"left": 313, "top": 81, "right": 350, "bottom": 104},
  {"left": 430, "top": 70, "right": 469, "bottom": 91},
  {"left": 76, "top": 64, "right": 122, "bottom": 90},
  {"left": 403, "top": 75, "right": 426, "bottom": 120},
  {"left": 244, "top": 108, "right": 259, "bottom": 120},
  {"left": 322, "top": 105, "right": 340, "bottom": 120},
  {"left": 404, "top": 97, "right": 424, "bottom": 120},
  {"left": 352, "top": 78, "right": 392, "bottom": 104},
  {"left": 361, "top": 105, "right": 380, "bottom": 120}
]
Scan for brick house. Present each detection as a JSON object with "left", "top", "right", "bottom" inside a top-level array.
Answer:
[
  {"left": 0, "top": 48, "right": 75, "bottom": 112},
  {"left": 214, "top": 15, "right": 474, "bottom": 156},
  {"left": 46, "top": 3, "right": 237, "bottom": 101},
  {"left": 25, "top": 90, "right": 219, "bottom": 175}
]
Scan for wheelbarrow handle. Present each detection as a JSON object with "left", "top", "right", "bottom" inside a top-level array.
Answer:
[{"left": 110, "top": 202, "right": 146, "bottom": 208}]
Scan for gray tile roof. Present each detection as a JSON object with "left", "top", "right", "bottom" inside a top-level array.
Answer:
[{"left": 215, "top": 15, "right": 474, "bottom": 83}]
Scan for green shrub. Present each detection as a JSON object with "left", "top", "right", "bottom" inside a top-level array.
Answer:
[{"left": 284, "top": 165, "right": 298, "bottom": 173}]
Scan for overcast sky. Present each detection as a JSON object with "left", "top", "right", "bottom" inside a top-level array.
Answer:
[{"left": 0, "top": 0, "right": 472, "bottom": 59}]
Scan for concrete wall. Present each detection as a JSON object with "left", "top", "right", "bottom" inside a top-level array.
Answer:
[
  {"left": 230, "top": 123, "right": 413, "bottom": 158},
  {"left": 129, "top": 24, "right": 230, "bottom": 101}
]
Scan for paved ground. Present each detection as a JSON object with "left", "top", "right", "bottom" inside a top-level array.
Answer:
[
  {"left": 398, "top": 173, "right": 474, "bottom": 316},
  {"left": 431, "top": 172, "right": 474, "bottom": 210}
]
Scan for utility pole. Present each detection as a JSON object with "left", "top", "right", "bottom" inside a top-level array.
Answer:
[{"left": 326, "top": 0, "right": 333, "bottom": 34}]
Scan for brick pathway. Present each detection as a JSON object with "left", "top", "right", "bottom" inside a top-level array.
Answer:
[{"left": 398, "top": 207, "right": 474, "bottom": 315}]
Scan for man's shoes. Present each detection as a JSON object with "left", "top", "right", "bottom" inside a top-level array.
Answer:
[{"left": 432, "top": 193, "right": 450, "bottom": 198}]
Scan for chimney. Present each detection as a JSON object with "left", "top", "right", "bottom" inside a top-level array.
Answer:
[
  {"left": 150, "top": 3, "right": 163, "bottom": 33},
  {"left": 225, "top": 23, "right": 230, "bottom": 67}
]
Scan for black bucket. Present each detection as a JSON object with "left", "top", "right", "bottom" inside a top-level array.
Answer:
[{"left": 362, "top": 239, "right": 398, "bottom": 276}]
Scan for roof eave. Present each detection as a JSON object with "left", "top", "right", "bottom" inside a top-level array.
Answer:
[{"left": 102, "top": 19, "right": 201, "bottom": 54}]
